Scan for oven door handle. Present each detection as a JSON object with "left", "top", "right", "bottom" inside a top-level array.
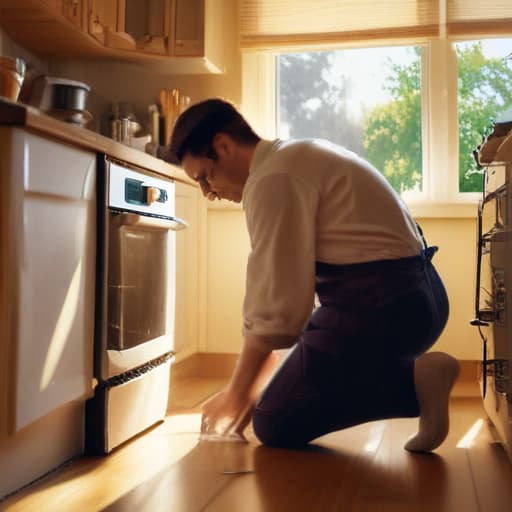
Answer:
[{"left": 113, "top": 212, "right": 188, "bottom": 231}]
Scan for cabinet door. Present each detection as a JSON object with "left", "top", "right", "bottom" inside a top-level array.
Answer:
[
  {"left": 174, "top": 182, "right": 202, "bottom": 361},
  {"left": 87, "top": 0, "right": 124, "bottom": 44},
  {"left": 62, "top": 0, "right": 85, "bottom": 29},
  {"left": 12, "top": 130, "right": 96, "bottom": 433},
  {"left": 124, "top": 0, "right": 168, "bottom": 54},
  {"left": 170, "top": 0, "right": 204, "bottom": 57},
  {"left": 43, "top": 0, "right": 88, "bottom": 34}
]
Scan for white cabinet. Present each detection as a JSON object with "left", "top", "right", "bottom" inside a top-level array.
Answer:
[
  {"left": 0, "top": 127, "right": 96, "bottom": 434},
  {"left": 174, "top": 180, "right": 205, "bottom": 362}
]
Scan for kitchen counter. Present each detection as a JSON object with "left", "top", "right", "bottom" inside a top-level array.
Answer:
[{"left": 0, "top": 98, "right": 196, "bottom": 186}]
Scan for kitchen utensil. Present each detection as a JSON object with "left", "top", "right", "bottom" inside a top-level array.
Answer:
[
  {"left": 159, "top": 88, "right": 191, "bottom": 146},
  {"left": 26, "top": 76, "right": 91, "bottom": 112},
  {"left": 159, "top": 88, "right": 170, "bottom": 145},
  {"left": 0, "top": 57, "right": 26, "bottom": 101}
]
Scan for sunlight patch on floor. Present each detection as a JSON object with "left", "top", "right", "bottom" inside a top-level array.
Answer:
[
  {"left": 456, "top": 418, "right": 485, "bottom": 448},
  {"left": 363, "top": 422, "right": 386, "bottom": 453}
]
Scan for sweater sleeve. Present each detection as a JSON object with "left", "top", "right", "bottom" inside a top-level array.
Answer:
[{"left": 242, "top": 172, "right": 318, "bottom": 342}]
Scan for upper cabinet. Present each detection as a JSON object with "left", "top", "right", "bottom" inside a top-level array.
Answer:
[{"left": 0, "top": 0, "right": 226, "bottom": 73}]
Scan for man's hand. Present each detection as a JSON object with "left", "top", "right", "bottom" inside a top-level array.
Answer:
[
  {"left": 198, "top": 337, "right": 293, "bottom": 442},
  {"left": 200, "top": 387, "right": 253, "bottom": 441}
]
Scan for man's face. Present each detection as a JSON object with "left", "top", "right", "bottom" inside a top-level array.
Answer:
[{"left": 181, "top": 137, "right": 246, "bottom": 203}]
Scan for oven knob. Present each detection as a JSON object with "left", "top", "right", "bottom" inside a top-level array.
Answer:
[{"left": 146, "top": 186, "right": 161, "bottom": 204}]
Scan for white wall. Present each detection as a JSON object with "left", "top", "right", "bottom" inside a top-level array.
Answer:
[
  {"left": 205, "top": 210, "right": 482, "bottom": 361},
  {"left": 0, "top": 28, "right": 49, "bottom": 77},
  {"left": 2, "top": 6, "right": 483, "bottom": 361}
]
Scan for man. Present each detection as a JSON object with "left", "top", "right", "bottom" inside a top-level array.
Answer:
[{"left": 164, "top": 97, "right": 459, "bottom": 452}]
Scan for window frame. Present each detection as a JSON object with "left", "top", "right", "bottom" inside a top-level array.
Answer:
[{"left": 241, "top": 36, "right": 506, "bottom": 218}]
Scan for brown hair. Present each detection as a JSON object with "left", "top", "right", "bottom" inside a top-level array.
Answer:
[{"left": 166, "top": 98, "right": 260, "bottom": 164}]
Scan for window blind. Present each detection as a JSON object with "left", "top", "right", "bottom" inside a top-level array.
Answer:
[
  {"left": 239, "top": 0, "right": 440, "bottom": 51},
  {"left": 240, "top": 0, "right": 512, "bottom": 51},
  {"left": 447, "top": 0, "right": 512, "bottom": 35}
]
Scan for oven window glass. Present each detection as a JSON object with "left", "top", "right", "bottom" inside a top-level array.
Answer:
[{"left": 108, "top": 217, "right": 171, "bottom": 350}]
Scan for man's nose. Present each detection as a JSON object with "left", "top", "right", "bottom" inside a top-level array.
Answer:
[{"left": 199, "top": 181, "right": 211, "bottom": 196}]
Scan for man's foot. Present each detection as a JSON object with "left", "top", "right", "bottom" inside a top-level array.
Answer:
[{"left": 404, "top": 352, "right": 460, "bottom": 453}]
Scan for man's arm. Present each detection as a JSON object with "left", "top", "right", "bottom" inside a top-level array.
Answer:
[
  {"left": 229, "top": 334, "right": 296, "bottom": 399},
  {"left": 200, "top": 333, "right": 296, "bottom": 438}
]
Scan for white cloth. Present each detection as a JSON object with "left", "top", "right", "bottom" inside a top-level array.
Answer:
[{"left": 242, "top": 139, "right": 424, "bottom": 341}]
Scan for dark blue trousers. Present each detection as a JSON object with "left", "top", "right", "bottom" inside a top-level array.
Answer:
[{"left": 252, "top": 249, "right": 449, "bottom": 447}]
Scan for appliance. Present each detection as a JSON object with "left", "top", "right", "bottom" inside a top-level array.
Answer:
[
  {"left": 472, "top": 161, "right": 512, "bottom": 462},
  {"left": 23, "top": 75, "right": 92, "bottom": 126},
  {"left": 86, "top": 157, "right": 187, "bottom": 454}
]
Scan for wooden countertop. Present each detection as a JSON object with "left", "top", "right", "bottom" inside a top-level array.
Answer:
[{"left": 0, "top": 98, "right": 196, "bottom": 186}]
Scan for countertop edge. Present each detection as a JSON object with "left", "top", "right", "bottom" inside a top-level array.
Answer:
[{"left": 0, "top": 99, "right": 197, "bottom": 187}]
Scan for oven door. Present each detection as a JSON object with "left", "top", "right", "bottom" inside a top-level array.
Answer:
[{"left": 102, "top": 211, "right": 185, "bottom": 378}]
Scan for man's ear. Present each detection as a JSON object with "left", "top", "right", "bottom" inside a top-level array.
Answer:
[{"left": 211, "top": 133, "right": 236, "bottom": 158}]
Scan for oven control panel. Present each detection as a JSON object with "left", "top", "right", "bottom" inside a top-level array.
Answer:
[
  {"left": 108, "top": 160, "right": 175, "bottom": 218},
  {"left": 125, "top": 178, "right": 169, "bottom": 206}
]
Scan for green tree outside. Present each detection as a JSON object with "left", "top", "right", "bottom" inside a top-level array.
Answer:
[
  {"left": 456, "top": 42, "right": 512, "bottom": 192},
  {"left": 363, "top": 42, "right": 512, "bottom": 193},
  {"left": 279, "top": 43, "right": 512, "bottom": 195},
  {"left": 363, "top": 48, "right": 422, "bottom": 193}
]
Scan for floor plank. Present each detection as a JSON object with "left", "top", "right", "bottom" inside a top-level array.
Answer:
[{"left": 1, "top": 379, "right": 511, "bottom": 512}]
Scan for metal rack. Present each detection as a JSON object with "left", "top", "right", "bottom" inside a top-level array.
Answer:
[{"left": 472, "top": 150, "right": 512, "bottom": 461}]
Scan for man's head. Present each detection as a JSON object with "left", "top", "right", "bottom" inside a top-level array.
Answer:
[{"left": 164, "top": 98, "right": 260, "bottom": 203}]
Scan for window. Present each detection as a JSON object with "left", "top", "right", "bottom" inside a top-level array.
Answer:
[
  {"left": 277, "top": 46, "right": 423, "bottom": 195},
  {"left": 455, "top": 38, "right": 512, "bottom": 193},
  {"left": 240, "top": 0, "right": 512, "bottom": 216},
  {"left": 271, "top": 38, "right": 512, "bottom": 205}
]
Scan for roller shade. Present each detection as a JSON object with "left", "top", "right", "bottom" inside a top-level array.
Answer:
[
  {"left": 240, "top": 0, "right": 512, "bottom": 51},
  {"left": 239, "top": 0, "right": 440, "bottom": 51},
  {"left": 447, "top": 0, "right": 512, "bottom": 35}
]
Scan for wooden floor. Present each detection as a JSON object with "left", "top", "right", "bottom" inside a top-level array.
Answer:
[{"left": 1, "top": 379, "right": 512, "bottom": 512}]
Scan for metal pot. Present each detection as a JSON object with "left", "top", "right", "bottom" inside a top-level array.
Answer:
[{"left": 26, "top": 75, "right": 91, "bottom": 112}]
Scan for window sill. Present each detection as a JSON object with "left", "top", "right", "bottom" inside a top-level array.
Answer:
[
  {"left": 408, "top": 201, "right": 478, "bottom": 218},
  {"left": 206, "top": 198, "right": 479, "bottom": 219}
]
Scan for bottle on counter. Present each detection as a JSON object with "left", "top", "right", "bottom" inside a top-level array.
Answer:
[{"left": 145, "top": 103, "right": 160, "bottom": 157}]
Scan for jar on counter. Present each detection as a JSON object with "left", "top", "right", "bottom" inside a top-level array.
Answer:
[
  {"left": 108, "top": 102, "right": 142, "bottom": 146},
  {"left": 0, "top": 57, "right": 26, "bottom": 101}
]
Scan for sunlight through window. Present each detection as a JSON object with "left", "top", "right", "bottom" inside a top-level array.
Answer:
[
  {"left": 456, "top": 418, "right": 485, "bottom": 448},
  {"left": 277, "top": 46, "right": 422, "bottom": 195}
]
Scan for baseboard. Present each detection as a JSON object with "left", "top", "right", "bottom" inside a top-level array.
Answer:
[
  {"left": 172, "top": 353, "right": 480, "bottom": 383},
  {"left": 458, "top": 359, "right": 480, "bottom": 382},
  {"left": 171, "top": 353, "right": 238, "bottom": 384}
]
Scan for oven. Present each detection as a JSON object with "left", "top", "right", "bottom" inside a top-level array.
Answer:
[
  {"left": 86, "top": 157, "right": 187, "bottom": 454},
  {"left": 472, "top": 165, "right": 512, "bottom": 461}
]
